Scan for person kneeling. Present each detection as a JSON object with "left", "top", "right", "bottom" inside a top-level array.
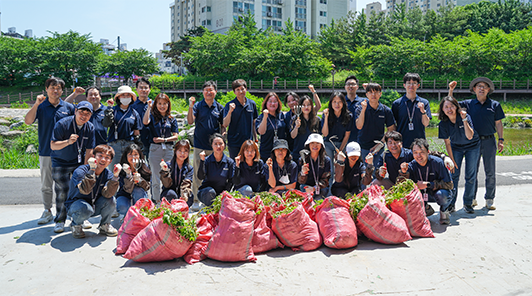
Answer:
[
  {"left": 65, "top": 145, "right": 120, "bottom": 239},
  {"left": 331, "top": 142, "right": 373, "bottom": 198},
  {"left": 160, "top": 140, "right": 194, "bottom": 206},
  {"left": 298, "top": 134, "right": 331, "bottom": 199}
]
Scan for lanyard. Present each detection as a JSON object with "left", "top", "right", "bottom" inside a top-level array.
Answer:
[
  {"left": 73, "top": 119, "right": 86, "bottom": 163},
  {"left": 417, "top": 165, "right": 429, "bottom": 193},
  {"left": 406, "top": 99, "right": 417, "bottom": 124},
  {"left": 91, "top": 173, "right": 104, "bottom": 202},
  {"left": 159, "top": 117, "right": 168, "bottom": 138},
  {"left": 174, "top": 162, "right": 183, "bottom": 193},
  {"left": 310, "top": 157, "right": 319, "bottom": 186},
  {"left": 267, "top": 115, "right": 278, "bottom": 141},
  {"left": 114, "top": 107, "right": 131, "bottom": 140}
]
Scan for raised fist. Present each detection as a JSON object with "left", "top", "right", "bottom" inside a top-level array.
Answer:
[
  {"left": 417, "top": 102, "right": 425, "bottom": 113},
  {"left": 122, "top": 163, "right": 131, "bottom": 175},
  {"left": 229, "top": 103, "right": 236, "bottom": 112},
  {"left": 88, "top": 157, "right": 97, "bottom": 170},
  {"left": 365, "top": 153, "right": 374, "bottom": 165},
  {"left": 323, "top": 108, "right": 329, "bottom": 117},
  {"left": 308, "top": 84, "right": 315, "bottom": 93},
  {"left": 189, "top": 96, "right": 196, "bottom": 107},
  {"left": 379, "top": 164, "right": 387, "bottom": 178},
  {"left": 234, "top": 155, "right": 241, "bottom": 167},
  {"left": 113, "top": 164, "right": 122, "bottom": 177},
  {"left": 133, "top": 173, "right": 141, "bottom": 183},
  {"left": 68, "top": 134, "right": 79, "bottom": 145},
  {"left": 107, "top": 99, "right": 114, "bottom": 107},
  {"left": 36, "top": 94, "right": 46, "bottom": 105},
  {"left": 160, "top": 159, "right": 169, "bottom": 171},
  {"left": 360, "top": 100, "right": 367, "bottom": 110},
  {"left": 266, "top": 158, "right": 273, "bottom": 169},
  {"left": 449, "top": 81, "right": 457, "bottom": 90},
  {"left": 301, "top": 163, "right": 309, "bottom": 175},
  {"left": 337, "top": 151, "right": 346, "bottom": 162},
  {"left": 200, "top": 151, "right": 206, "bottom": 161},
  {"left": 444, "top": 156, "right": 455, "bottom": 171},
  {"left": 400, "top": 162, "right": 408, "bottom": 174}
]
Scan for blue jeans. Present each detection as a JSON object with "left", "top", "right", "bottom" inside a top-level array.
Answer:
[
  {"left": 108, "top": 139, "right": 134, "bottom": 169},
  {"left": 236, "top": 185, "right": 254, "bottom": 197},
  {"left": 324, "top": 141, "right": 341, "bottom": 188},
  {"left": 475, "top": 137, "right": 497, "bottom": 200},
  {"left": 451, "top": 144, "right": 480, "bottom": 207},
  {"left": 161, "top": 188, "right": 194, "bottom": 207},
  {"left": 116, "top": 187, "right": 148, "bottom": 216},
  {"left": 67, "top": 196, "right": 116, "bottom": 226},
  {"left": 427, "top": 189, "right": 452, "bottom": 212},
  {"left": 198, "top": 187, "right": 217, "bottom": 207}
]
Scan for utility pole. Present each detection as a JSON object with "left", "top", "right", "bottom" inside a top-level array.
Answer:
[{"left": 117, "top": 36, "right": 121, "bottom": 51}]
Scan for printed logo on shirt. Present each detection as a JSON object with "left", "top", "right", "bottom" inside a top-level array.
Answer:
[
  {"left": 212, "top": 111, "right": 220, "bottom": 116},
  {"left": 61, "top": 111, "right": 69, "bottom": 115},
  {"left": 487, "top": 108, "right": 494, "bottom": 112},
  {"left": 379, "top": 115, "right": 385, "bottom": 118},
  {"left": 223, "top": 168, "right": 229, "bottom": 171},
  {"left": 429, "top": 173, "right": 435, "bottom": 176},
  {"left": 83, "top": 137, "right": 89, "bottom": 140},
  {"left": 130, "top": 115, "right": 135, "bottom": 119}
]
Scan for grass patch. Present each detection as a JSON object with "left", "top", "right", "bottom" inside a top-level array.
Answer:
[{"left": 0, "top": 124, "right": 40, "bottom": 169}]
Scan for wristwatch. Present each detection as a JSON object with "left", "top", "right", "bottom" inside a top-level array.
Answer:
[{"left": 498, "top": 138, "right": 504, "bottom": 142}]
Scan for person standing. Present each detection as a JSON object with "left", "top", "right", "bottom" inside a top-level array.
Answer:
[
  {"left": 256, "top": 92, "right": 287, "bottom": 162},
  {"left": 223, "top": 79, "right": 258, "bottom": 158},
  {"left": 66, "top": 86, "right": 109, "bottom": 146},
  {"left": 143, "top": 93, "right": 179, "bottom": 202},
  {"left": 455, "top": 78, "right": 505, "bottom": 210},
  {"left": 290, "top": 95, "right": 322, "bottom": 162},
  {"left": 50, "top": 101, "right": 96, "bottom": 232},
  {"left": 344, "top": 75, "right": 364, "bottom": 143},
  {"left": 24, "top": 77, "right": 75, "bottom": 225},
  {"left": 131, "top": 77, "right": 153, "bottom": 157},
  {"left": 187, "top": 81, "right": 224, "bottom": 210},
  {"left": 392, "top": 73, "right": 432, "bottom": 149}
]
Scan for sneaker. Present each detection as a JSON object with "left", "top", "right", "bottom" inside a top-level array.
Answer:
[
  {"left": 425, "top": 203, "right": 435, "bottom": 217},
  {"left": 37, "top": 210, "right": 53, "bottom": 225},
  {"left": 486, "top": 199, "right": 496, "bottom": 210},
  {"left": 82, "top": 220, "right": 92, "bottom": 229},
  {"left": 54, "top": 222, "right": 65, "bottom": 233},
  {"left": 472, "top": 199, "right": 478, "bottom": 207},
  {"left": 71, "top": 225, "right": 85, "bottom": 239},
  {"left": 439, "top": 210, "right": 451, "bottom": 225},
  {"left": 99, "top": 223, "right": 118, "bottom": 237},
  {"left": 464, "top": 205, "right": 475, "bottom": 214},
  {"left": 111, "top": 211, "right": 119, "bottom": 218},
  {"left": 448, "top": 205, "right": 456, "bottom": 214}
]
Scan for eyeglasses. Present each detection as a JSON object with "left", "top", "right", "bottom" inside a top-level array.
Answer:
[
  {"left": 95, "top": 154, "right": 112, "bottom": 161},
  {"left": 345, "top": 83, "right": 358, "bottom": 87},
  {"left": 405, "top": 82, "right": 418, "bottom": 86},
  {"left": 475, "top": 85, "right": 489, "bottom": 90}
]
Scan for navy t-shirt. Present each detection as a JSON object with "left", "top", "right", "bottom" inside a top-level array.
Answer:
[
  {"left": 65, "top": 164, "right": 114, "bottom": 209},
  {"left": 321, "top": 113, "right": 354, "bottom": 142},
  {"left": 283, "top": 110, "right": 295, "bottom": 151},
  {"left": 50, "top": 116, "right": 95, "bottom": 167},
  {"left": 438, "top": 114, "right": 480, "bottom": 149},
  {"left": 291, "top": 118, "right": 322, "bottom": 161},
  {"left": 107, "top": 106, "right": 142, "bottom": 142},
  {"left": 337, "top": 160, "right": 367, "bottom": 191},
  {"left": 234, "top": 159, "right": 266, "bottom": 192},
  {"left": 256, "top": 113, "right": 287, "bottom": 159},
  {"left": 147, "top": 115, "right": 179, "bottom": 144},
  {"left": 193, "top": 99, "right": 224, "bottom": 150},
  {"left": 265, "top": 160, "right": 298, "bottom": 188},
  {"left": 90, "top": 104, "right": 108, "bottom": 146},
  {"left": 392, "top": 95, "right": 432, "bottom": 148},
  {"left": 162, "top": 160, "right": 194, "bottom": 197},
  {"left": 346, "top": 95, "right": 363, "bottom": 143},
  {"left": 34, "top": 98, "right": 75, "bottom": 156},
  {"left": 459, "top": 98, "right": 505, "bottom": 137},
  {"left": 407, "top": 155, "right": 452, "bottom": 196},
  {"left": 223, "top": 98, "right": 258, "bottom": 148},
  {"left": 198, "top": 154, "right": 235, "bottom": 194},
  {"left": 299, "top": 156, "right": 331, "bottom": 187},
  {"left": 131, "top": 99, "right": 151, "bottom": 149},
  {"left": 377, "top": 148, "right": 414, "bottom": 184},
  {"left": 355, "top": 100, "right": 396, "bottom": 150}
]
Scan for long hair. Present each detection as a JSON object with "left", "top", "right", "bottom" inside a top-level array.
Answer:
[
  {"left": 327, "top": 91, "right": 350, "bottom": 128},
  {"left": 238, "top": 140, "right": 260, "bottom": 163},
  {"left": 302, "top": 143, "right": 327, "bottom": 168},
  {"left": 297, "top": 95, "right": 320, "bottom": 136},
  {"left": 151, "top": 93, "right": 173, "bottom": 122},
  {"left": 261, "top": 92, "right": 282, "bottom": 116},
  {"left": 438, "top": 96, "right": 460, "bottom": 122},
  {"left": 119, "top": 143, "right": 151, "bottom": 181}
]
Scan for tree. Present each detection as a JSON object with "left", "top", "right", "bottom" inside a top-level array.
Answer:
[
  {"left": 0, "top": 37, "right": 41, "bottom": 87},
  {"left": 99, "top": 49, "right": 158, "bottom": 83},
  {"left": 162, "top": 26, "right": 207, "bottom": 71}
]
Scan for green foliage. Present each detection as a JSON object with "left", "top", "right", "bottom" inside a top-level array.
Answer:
[
  {"left": 10, "top": 102, "right": 30, "bottom": 109},
  {"left": 98, "top": 49, "right": 158, "bottom": 83},
  {"left": 271, "top": 205, "right": 297, "bottom": 218},
  {"left": 384, "top": 179, "right": 415, "bottom": 205},
  {"left": 348, "top": 192, "right": 369, "bottom": 221},
  {"left": 380, "top": 89, "right": 401, "bottom": 108},
  {"left": 162, "top": 208, "right": 197, "bottom": 242},
  {"left": 0, "top": 124, "right": 39, "bottom": 169},
  {"left": 163, "top": 26, "right": 207, "bottom": 71},
  {"left": 140, "top": 207, "right": 163, "bottom": 220}
]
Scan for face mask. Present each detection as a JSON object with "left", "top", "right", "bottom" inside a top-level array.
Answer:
[
  {"left": 280, "top": 174, "right": 290, "bottom": 185},
  {"left": 120, "top": 97, "right": 132, "bottom": 106}
]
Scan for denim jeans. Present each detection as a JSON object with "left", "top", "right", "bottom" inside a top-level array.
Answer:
[
  {"left": 161, "top": 188, "right": 194, "bottom": 207},
  {"left": 116, "top": 187, "right": 148, "bottom": 216},
  {"left": 476, "top": 137, "right": 497, "bottom": 200},
  {"left": 324, "top": 141, "right": 341, "bottom": 188},
  {"left": 427, "top": 189, "right": 452, "bottom": 212},
  {"left": 108, "top": 139, "right": 134, "bottom": 169},
  {"left": 198, "top": 187, "right": 217, "bottom": 207},
  {"left": 451, "top": 144, "right": 480, "bottom": 207},
  {"left": 237, "top": 185, "right": 254, "bottom": 198},
  {"left": 68, "top": 196, "right": 116, "bottom": 226}
]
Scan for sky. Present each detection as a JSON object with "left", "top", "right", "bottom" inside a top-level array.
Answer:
[{"left": 0, "top": 0, "right": 383, "bottom": 55}]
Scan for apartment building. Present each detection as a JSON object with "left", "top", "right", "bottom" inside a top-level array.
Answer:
[{"left": 170, "top": 0, "right": 349, "bottom": 41}]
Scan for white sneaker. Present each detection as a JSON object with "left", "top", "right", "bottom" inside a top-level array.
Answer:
[
  {"left": 191, "top": 201, "right": 204, "bottom": 212},
  {"left": 99, "top": 223, "right": 118, "bottom": 237},
  {"left": 71, "top": 225, "right": 85, "bottom": 239},
  {"left": 37, "top": 210, "right": 53, "bottom": 225},
  {"left": 472, "top": 199, "right": 478, "bottom": 207},
  {"left": 82, "top": 220, "right": 92, "bottom": 229},
  {"left": 486, "top": 199, "right": 496, "bottom": 210},
  {"left": 54, "top": 222, "right": 65, "bottom": 233}
]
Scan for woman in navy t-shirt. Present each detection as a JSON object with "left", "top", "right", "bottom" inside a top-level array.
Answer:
[
  {"left": 290, "top": 95, "right": 321, "bottom": 162},
  {"left": 256, "top": 92, "right": 287, "bottom": 162},
  {"left": 160, "top": 139, "right": 194, "bottom": 207},
  {"left": 233, "top": 140, "right": 266, "bottom": 197}
]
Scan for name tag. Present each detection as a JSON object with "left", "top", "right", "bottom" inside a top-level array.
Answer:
[{"left": 223, "top": 168, "right": 228, "bottom": 171}]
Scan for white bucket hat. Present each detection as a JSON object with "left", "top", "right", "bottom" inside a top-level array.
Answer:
[
  {"left": 305, "top": 133, "right": 324, "bottom": 148},
  {"left": 114, "top": 85, "right": 137, "bottom": 101},
  {"left": 346, "top": 142, "right": 361, "bottom": 157}
]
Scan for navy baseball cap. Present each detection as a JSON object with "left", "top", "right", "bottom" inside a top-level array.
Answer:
[{"left": 77, "top": 101, "right": 93, "bottom": 113}]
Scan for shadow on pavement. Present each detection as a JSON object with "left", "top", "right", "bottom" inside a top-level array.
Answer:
[
  {"left": 121, "top": 258, "right": 188, "bottom": 275},
  {"left": 50, "top": 231, "right": 108, "bottom": 252},
  {"left": 0, "top": 219, "right": 44, "bottom": 235}
]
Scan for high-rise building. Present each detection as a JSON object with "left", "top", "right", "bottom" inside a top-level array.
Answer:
[
  {"left": 170, "top": 0, "right": 349, "bottom": 41},
  {"left": 365, "top": 1, "right": 382, "bottom": 16}
]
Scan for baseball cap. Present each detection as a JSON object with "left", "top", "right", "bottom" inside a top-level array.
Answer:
[{"left": 346, "top": 142, "right": 361, "bottom": 157}]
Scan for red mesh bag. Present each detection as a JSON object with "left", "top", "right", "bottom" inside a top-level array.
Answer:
[
  {"left": 272, "top": 204, "right": 322, "bottom": 251},
  {"left": 251, "top": 196, "right": 283, "bottom": 254},
  {"left": 389, "top": 187, "right": 434, "bottom": 238},
  {"left": 183, "top": 213, "right": 218, "bottom": 264},
  {"left": 316, "top": 196, "right": 358, "bottom": 249},
  {"left": 115, "top": 198, "right": 155, "bottom": 255}
]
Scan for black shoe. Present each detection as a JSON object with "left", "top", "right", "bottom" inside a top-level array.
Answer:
[
  {"left": 464, "top": 205, "right": 474, "bottom": 214},
  {"left": 425, "top": 204, "right": 435, "bottom": 217},
  {"left": 448, "top": 205, "right": 456, "bottom": 214}
]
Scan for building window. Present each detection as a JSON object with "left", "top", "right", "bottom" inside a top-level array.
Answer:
[
  {"left": 295, "top": 0, "right": 307, "bottom": 5},
  {"left": 296, "top": 7, "right": 306, "bottom": 19},
  {"left": 207, "top": 6, "right": 211, "bottom": 12},
  {"left": 320, "top": 0, "right": 327, "bottom": 3},
  {"left": 207, "top": 20, "right": 211, "bottom": 25},
  {"left": 320, "top": 11, "right": 327, "bottom": 17},
  {"left": 320, "top": 24, "right": 326, "bottom": 29}
]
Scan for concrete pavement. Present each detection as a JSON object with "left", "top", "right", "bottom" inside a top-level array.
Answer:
[{"left": 1, "top": 182, "right": 532, "bottom": 295}]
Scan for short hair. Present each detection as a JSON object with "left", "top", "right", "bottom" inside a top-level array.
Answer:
[
  {"left": 173, "top": 139, "right": 191, "bottom": 165},
  {"left": 151, "top": 93, "right": 172, "bottom": 121},
  {"left": 284, "top": 91, "right": 300, "bottom": 105},
  {"left": 210, "top": 133, "right": 226, "bottom": 147},
  {"left": 365, "top": 83, "right": 382, "bottom": 93},
  {"left": 203, "top": 80, "right": 217, "bottom": 91},
  {"left": 85, "top": 86, "right": 101, "bottom": 97},
  {"left": 270, "top": 147, "right": 292, "bottom": 163},
  {"left": 135, "top": 77, "right": 151, "bottom": 88},
  {"left": 385, "top": 131, "right": 403, "bottom": 143},
  {"left": 438, "top": 96, "right": 460, "bottom": 121},
  {"left": 403, "top": 73, "right": 421, "bottom": 84},
  {"left": 238, "top": 140, "right": 260, "bottom": 163},
  {"left": 93, "top": 144, "right": 115, "bottom": 160},
  {"left": 410, "top": 138, "right": 429, "bottom": 152},
  {"left": 45, "top": 77, "right": 65, "bottom": 90},
  {"left": 261, "top": 92, "right": 282, "bottom": 116},
  {"left": 232, "top": 79, "right": 247, "bottom": 91},
  {"left": 119, "top": 143, "right": 151, "bottom": 180},
  {"left": 345, "top": 75, "right": 359, "bottom": 85}
]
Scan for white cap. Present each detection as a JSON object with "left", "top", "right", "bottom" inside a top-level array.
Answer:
[
  {"left": 346, "top": 142, "right": 361, "bottom": 157},
  {"left": 305, "top": 133, "right": 324, "bottom": 147}
]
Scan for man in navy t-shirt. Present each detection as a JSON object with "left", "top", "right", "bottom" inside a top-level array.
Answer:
[
  {"left": 398, "top": 138, "right": 454, "bottom": 225},
  {"left": 373, "top": 131, "right": 414, "bottom": 189},
  {"left": 344, "top": 75, "right": 364, "bottom": 143},
  {"left": 223, "top": 79, "right": 258, "bottom": 158},
  {"left": 66, "top": 86, "right": 108, "bottom": 146},
  {"left": 50, "top": 101, "right": 96, "bottom": 233},
  {"left": 392, "top": 73, "right": 431, "bottom": 148},
  {"left": 131, "top": 77, "right": 152, "bottom": 158},
  {"left": 24, "top": 77, "right": 75, "bottom": 226}
]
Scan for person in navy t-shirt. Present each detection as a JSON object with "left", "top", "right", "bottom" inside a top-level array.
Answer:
[
  {"left": 290, "top": 95, "right": 322, "bottom": 162},
  {"left": 373, "top": 131, "right": 414, "bottom": 189},
  {"left": 160, "top": 140, "right": 194, "bottom": 207},
  {"left": 223, "top": 79, "right": 258, "bottom": 159},
  {"left": 65, "top": 86, "right": 108, "bottom": 146},
  {"left": 256, "top": 92, "right": 287, "bottom": 162},
  {"left": 131, "top": 77, "right": 152, "bottom": 157},
  {"left": 344, "top": 75, "right": 364, "bottom": 143},
  {"left": 233, "top": 140, "right": 267, "bottom": 197},
  {"left": 266, "top": 139, "right": 298, "bottom": 194},
  {"left": 24, "top": 77, "right": 75, "bottom": 226}
]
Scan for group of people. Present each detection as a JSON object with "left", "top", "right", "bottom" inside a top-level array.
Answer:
[{"left": 28, "top": 73, "right": 505, "bottom": 239}]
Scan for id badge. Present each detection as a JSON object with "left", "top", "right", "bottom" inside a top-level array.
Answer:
[
  {"left": 408, "top": 123, "right": 414, "bottom": 131},
  {"left": 423, "top": 193, "right": 428, "bottom": 201},
  {"left": 78, "top": 154, "right": 82, "bottom": 163},
  {"left": 161, "top": 143, "right": 166, "bottom": 150},
  {"left": 273, "top": 136, "right": 278, "bottom": 142},
  {"left": 114, "top": 131, "right": 118, "bottom": 139},
  {"left": 315, "top": 185, "right": 320, "bottom": 195}
]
